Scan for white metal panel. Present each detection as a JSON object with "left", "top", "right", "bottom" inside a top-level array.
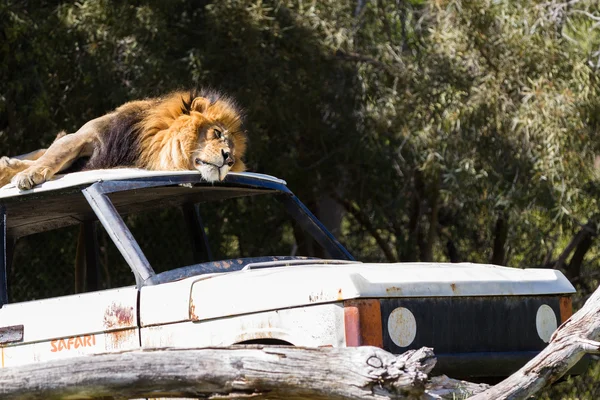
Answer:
[
  {"left": 141, "top": 303, "right": 345, "bottom": 349},
  {"left": 140, "top": 278, "right": 199, "bottom": 327},
  {"left": 0, "top": 169, "right": 286, "bottom": 198},
  {"left": 2, "top": 329, "right": 139, "bottom": 367},
  {"left": 353, "top": 262, "right": 576, "bottom": 297},
  {"left": 189, "top": 263, "right": 574, "bottom": 321},
  {"left": 0, "top": 286, "right": 138, "bottom": 343}
]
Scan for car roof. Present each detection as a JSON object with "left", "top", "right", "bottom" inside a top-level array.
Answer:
[
  {"left": 0, "top": 169, "right": 289, "bottom": 238},
  {"left": 0, "top": 169, "right": 287, "bottom": 199}
]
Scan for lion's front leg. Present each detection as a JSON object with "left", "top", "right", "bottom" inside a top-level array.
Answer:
[{"left": 12, "top": 132, "right": 97, "bottom": 190}]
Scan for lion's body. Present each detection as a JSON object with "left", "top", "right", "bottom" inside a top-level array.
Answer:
[{"left": 0, "top": 90, "right": 247, "bottom": 190}]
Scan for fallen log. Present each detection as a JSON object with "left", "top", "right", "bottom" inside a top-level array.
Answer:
[{"left": 0, "top": 345, "right": 463, "bottom": 400}]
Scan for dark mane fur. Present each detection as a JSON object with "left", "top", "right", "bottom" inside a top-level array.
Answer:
[{"left": 83, "top": 104, "right": 148, "bottom": 170}]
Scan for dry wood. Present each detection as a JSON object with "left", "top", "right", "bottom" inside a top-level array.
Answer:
[
  {"left": 0, "top": 345, "right": 445, "bottom": 400},
  {"left": 426, "top": 375, "right": 490, "bottom": 399},
  {"left": 468, "top": 286, "right": 600, "bottom": 400}
]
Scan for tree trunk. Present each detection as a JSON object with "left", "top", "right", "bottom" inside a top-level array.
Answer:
[
  {"left": 566, "top": 232, "right": 593, "bottom": 281},
  {"left": 491, "top": 212, "right": 509, "bottom": 266},
  {"left": 405, "top": 170, "right": 424, "bottom": 262},
  {"left": 419, "top": 175, "right": 439, "bottom": 262}
]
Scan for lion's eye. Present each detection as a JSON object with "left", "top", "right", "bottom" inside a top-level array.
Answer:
[{"left": 214, "top": 129, "right": 222, "bottom": 139}]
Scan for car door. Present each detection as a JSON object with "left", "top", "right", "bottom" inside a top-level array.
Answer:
[{"left": 0, "top": 286, "right": 139, "bottom": 367}]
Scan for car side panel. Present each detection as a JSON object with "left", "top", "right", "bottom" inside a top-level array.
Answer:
[
  {"left": 0, "top": 286, "right": 139, "bottom": 367},
  {"left": 141, "top": 303, "right": 345, "bottom": 348}
]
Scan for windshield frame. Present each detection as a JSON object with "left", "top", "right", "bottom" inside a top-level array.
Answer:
[{"left": 80, "top": 174, "right": 354, "bottom": 287}]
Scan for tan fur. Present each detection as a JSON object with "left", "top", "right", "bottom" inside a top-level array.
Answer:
[{"left": 0, "top": 91, "right": 247, "bottom": 190}]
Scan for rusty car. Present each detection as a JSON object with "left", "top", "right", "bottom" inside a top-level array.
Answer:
[{"left": 0, "top": 169, "right": 580, "bottom": 381}]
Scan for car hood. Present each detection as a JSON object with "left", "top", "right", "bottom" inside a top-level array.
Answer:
[{"left": 139, "top": 261, "right": 575, "bottom": 325}]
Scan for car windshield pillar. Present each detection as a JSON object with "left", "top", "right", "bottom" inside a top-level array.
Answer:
[
  {"left": 82, "top": 183, "right": 154, "bottom": 287},
  {"left": 279, "top": 194, "right": 354, "bottom": 261}
]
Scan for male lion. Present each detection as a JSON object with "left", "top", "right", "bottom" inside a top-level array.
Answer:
[{"left": 0, "top": 89, "right": 247, "bottom": 190}]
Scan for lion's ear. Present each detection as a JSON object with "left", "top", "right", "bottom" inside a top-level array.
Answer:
[{"left": 191, "top": 97, "right": 211, "bottom": 113}]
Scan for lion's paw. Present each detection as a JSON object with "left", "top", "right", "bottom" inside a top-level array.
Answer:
[
  {"left": 0, "top": 157, "right": 17, "bottom": 187},
  {"left": 12, "top": 167, "right": 50, "bottom": 191},
  {"left": 0, "top": 156, "right": 27, "bottom": 169},
  {"left": 0, "top": 156, "right": 12, "bottom": 168}
]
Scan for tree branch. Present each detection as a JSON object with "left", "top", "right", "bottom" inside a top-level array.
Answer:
[
  {"left": 334, "top": 50, "right": 401, "bottom": 75},
  {"left": 553, "top": 220, "right": 598, "bottom": 275},
  {"left": 333, "top": 195, "right": 397, "bottom": 262}
]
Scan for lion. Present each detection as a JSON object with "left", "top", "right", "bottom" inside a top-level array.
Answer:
[{"left": 0, "top": 89, "right": 247, "bottom": 190}]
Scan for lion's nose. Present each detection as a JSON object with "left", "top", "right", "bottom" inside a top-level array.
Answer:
[{"left": 222, "top": 150, "right": 235, "bottom": 167}]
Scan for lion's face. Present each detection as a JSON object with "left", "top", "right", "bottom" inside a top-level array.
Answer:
[
  {"left": 192, "top": 123, "right": 239, "bottom": 182},
  {"left": 183, "top": 95, "right": 246, "bottom": 182}
]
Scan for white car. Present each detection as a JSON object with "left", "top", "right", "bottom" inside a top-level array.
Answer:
[{"left": 0, "top": 169, "right": 580, "bottom": 380}]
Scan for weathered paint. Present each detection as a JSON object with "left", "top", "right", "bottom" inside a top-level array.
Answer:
[
  {"left": 343, "top": 305, "right": 361, "bottom": 347},
  {"left": 560, "top": 296, "right": 573, "bottom": 323},
  {"left": 189, "top": 298, "right": 197, "bottom": 322},
  {"left": 535, "top": 304, "right": 557, "bottom": 343},
  {"left": 0, "top": 286, "right": 139, "bottom": 367},
  {"left": 104, "top": 329, "right": 139, "bottom": 352},
  {"left": 387, "top": 307, "right": 417, "bottom": 348},
  {"left": 104, "top": 303, "right": 135, "bottom": 330},
  {"left": 344, "top": 299, "right": 383, "bottom": 348},
  {"left": 0, "top": 325, "right": 23, "bottom": 345},
  {"left": 142, "top": 303, "right": 345, "bottom": 349}
]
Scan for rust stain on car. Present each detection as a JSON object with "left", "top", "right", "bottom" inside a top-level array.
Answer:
[
  {"left": 337, "top": 288, "right": 343, "bottom": 301},
  {"left": 103, "top": 303, "right": 134, "bottom": 329},
  {"left": 386, "top": 286, "right": 402, "bottom": 294},
  {"left": 190, "top": 298, "right": 198, "bottom": 321},
  {"left": 560, "top": 296, "right": 573, "bottom": 323},
  {"left": 309, "top": 291, "right": 325, "bottom": 303},
  {"left": 105, "top": 329, "right": 137, "bottom": 351},
  {"left": 344, "top": 299, "right": 383, "bottom": 348},
  {"left": 213, "top": 260, "right": 234, "bottom": 270},
  {"left": 103, "top": 303, "right": 136, "bottom": 351},
  {"left": 235, "top": 320, "right": 276, "bottom": 343},
  {"left": 450, "top": 283, "right": 457, "bottom": 293}
]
